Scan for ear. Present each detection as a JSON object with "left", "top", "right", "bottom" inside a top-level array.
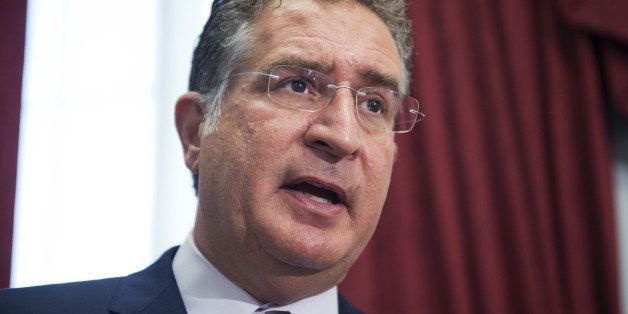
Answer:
[{"left": 175, "top": 92, "right": 204, "bottom": 174}]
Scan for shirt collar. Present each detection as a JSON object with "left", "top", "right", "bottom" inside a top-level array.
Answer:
[{"left": 172, "top": 233, "right": 339, "bottom": 314}]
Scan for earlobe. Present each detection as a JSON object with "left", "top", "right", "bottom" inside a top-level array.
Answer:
[{"left": 175, "top": 92, "right": 204, "bottom": 173}]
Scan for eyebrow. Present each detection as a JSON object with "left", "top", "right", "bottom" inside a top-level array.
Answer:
[
  {"left": 361, "top": 69, "right": 400, "bottom": 92},
  {"left": 264, "top": 56, "right": 329, "bottom": 74},
  {"left": 263, "top": 56, "right": 400, "bottom": 92}
]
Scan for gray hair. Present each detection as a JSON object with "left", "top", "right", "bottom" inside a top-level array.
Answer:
[{"left": 188, "top": 0, "right": 413, "bottom": 134}]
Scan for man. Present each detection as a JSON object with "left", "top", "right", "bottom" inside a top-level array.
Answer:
[{"left": 0, "top": 0, "right": 422, "bottom": 313}]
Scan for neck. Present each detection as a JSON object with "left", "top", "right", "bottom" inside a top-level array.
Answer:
[{"left": 192, "top": 224, "right": 349, "bottom": 305}]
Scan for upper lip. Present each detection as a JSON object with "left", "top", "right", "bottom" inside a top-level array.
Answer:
[{"left": 282, "top": 176, "right": 348, "bottom": 206}]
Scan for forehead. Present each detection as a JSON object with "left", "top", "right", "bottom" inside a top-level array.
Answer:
[{"left": 245, "top": 0, "right": 402, "bottom": 88}]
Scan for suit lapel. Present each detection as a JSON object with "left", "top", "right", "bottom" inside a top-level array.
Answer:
[
  {"left": 338, "top": 294, "right": 364, "bottom": 314},
  {"left": 109, "top": 247, "right": 186, "bottom": 314}
]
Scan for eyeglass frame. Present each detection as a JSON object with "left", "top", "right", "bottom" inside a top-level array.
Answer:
[{"left": 231, "top": 65, "right": 425, "bottom": 133}]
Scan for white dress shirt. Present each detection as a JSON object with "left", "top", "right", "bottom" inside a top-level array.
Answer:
[{"left": 172, "top": 234, "right": 339, "bottom": 314}]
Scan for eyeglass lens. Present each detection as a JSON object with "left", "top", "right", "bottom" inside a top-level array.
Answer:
[{"left": 265, "top": 65, "right": 420, "bottom": 132}]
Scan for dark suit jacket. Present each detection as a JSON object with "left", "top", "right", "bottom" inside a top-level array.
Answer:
[{"left": 0, "top": 247, "right": 363, "bottom": 314}]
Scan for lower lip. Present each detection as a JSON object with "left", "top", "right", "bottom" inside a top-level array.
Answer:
[{"left": 280, "top": 188, "right": 346, "bottom": 219}]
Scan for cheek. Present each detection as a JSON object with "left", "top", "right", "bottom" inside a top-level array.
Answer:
[
  {"left": 362, "top": 138, "right": 396, "bottom": 187},
  {"left": 356, "top": 139, "right": 396, "bottom": 220},
  {"left": 239, "top": 102, "right": 310, "bottom": 162},
  {"left": 218, "top": 100, "right": 312, "bottom": 200}
]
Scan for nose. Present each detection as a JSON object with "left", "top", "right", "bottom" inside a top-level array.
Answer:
[{"left": 304, "top": 86, "right": 362, "bottom": 160}]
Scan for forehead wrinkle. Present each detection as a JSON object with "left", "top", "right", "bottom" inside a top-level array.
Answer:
[
  {"left": 266, "top": 35, "right": 400, "bottom": 91},
  {"left": 251, "top": 2, "right": 402, "bottom": 90}
]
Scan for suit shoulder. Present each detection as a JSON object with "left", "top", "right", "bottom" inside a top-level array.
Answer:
[{"left": 0, "top": 277, "right": 122, "bottom": 314}]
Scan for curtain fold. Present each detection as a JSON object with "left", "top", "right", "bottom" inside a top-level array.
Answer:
[
  {"left": 340, "top": 0, "right": 625, "bottom": 312},
  {"left": 556, "top": 0, "right": 628, "bottom": 115},
  {"left": 0, "top": 0, "right": 27, "bottom": 289}
]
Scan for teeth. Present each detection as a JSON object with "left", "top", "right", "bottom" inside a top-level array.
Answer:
[{"left": 301, "top": 191, "right": 332, "bottom": 204}]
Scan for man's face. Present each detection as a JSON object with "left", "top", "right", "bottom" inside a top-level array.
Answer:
[{"left": 193, "top": 0, "right": 400, "bottom": 278}]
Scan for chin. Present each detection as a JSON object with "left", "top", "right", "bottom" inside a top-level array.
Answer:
[
  {"left": 273, "top": 247, "right": 343, "bottom": 271},
  {"left": 257, "top": 223, "right": 357, "bottom": 272}
]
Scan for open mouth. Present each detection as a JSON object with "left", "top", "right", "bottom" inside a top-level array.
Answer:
[{"left": 283, "top": 181, "right": 342, "bottom": 205}]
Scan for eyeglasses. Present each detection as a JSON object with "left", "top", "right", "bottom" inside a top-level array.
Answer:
[{"left": 233, "top": 65, "right": 425, "bottom": 133}]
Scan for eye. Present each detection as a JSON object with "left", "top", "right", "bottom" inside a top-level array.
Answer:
[
  {"left": 276, "top": 77, "right": 314, "bottom": 95},
  {"left": 358, "top": 97, "right": 387, "bottom": 116},
  {"left": 365, "top": 99, "right": 382, "bottom": 113},
  {"left": 289, "top": 80, "right": 307, "bottom": 93}
]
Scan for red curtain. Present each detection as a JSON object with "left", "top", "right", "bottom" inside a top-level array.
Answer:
[
  {"left": 0, "top": 0, "right": 27, "bottom": 289},
  {"left": 340, "top": 0, "right": 626, "bottom": 313}
]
